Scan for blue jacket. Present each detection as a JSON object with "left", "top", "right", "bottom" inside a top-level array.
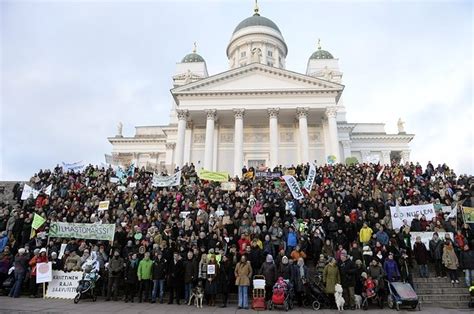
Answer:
[
  {"left": 376, "top": 231, "right": 389, "bottom": 246},
  {"left": 287, "top": 231, "right": 297, "bottom": 247},
  {"left": 383, "top": 259, "right": 400, "bottom": 281}
]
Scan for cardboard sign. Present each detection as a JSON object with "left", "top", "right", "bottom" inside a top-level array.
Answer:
[
  {"left": 46, "top": 271, "right": 82, "bottom": 299},
  {"left": 98, "top": 201, "right": 110, "bottom": 211},
  {"left": 36, "top": 262, "right": 52, "bottom": 283}
]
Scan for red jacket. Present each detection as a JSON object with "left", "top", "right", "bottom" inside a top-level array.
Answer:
[{"left": 29, "top": 255, "right": 48, "bottom": 277}]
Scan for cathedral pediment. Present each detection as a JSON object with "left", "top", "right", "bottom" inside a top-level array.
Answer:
[{"left": 171, "top": 63, "right": 344, "bottom": 99}]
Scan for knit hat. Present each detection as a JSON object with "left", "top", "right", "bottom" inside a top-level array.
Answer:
[
  {"left": 18, "top": 248, "right": 26, "bottom": 255},
  {"left": 266, "top": 254, "right": 274, "bottom": 263},
  {"left": 39, "top": 248, "right": 47, "bottom": 254}
]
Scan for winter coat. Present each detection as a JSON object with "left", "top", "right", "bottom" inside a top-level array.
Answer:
[
  {"left": 218, "top": 260, "right": 234, "bottom": 293},
  {"left": 359, "top": 226, "right": 373, "bottom": 244},
  {"left": 460, "top": 250, "right": 474, "bottom": 270},
  {"left": 383, "top": 259, "right": 400, "bottom": 281},
  {"left": 124, "top": 259, "right": 139, "bottom": 283},
  {"left": 442, "top": 246, "right": 459, "bottom": 270},
  {"left": 339, "top": 258, "right": 356, "bottom": 288},
  {"left": 368, "top": 264, "right": 385, "bottom": 290},
  {"left": 29, "top": 255, "right": 48, "bottom": 277},
  {"left": 429, "top": 239, "right": 444, "bottom": 260},
  {"left": 14, "top": 254, "right": 29, "bottom": 274},
  {"left": 259, "top": 262, "right": 277, "bottom": 286},
  {"left": 183, "top": 258, "right": 198, "bottom": 284},
  {"left": 167, "top": 259, "right": 184, "bottom": 287},
  {"left": 65, "top": 254, "right": 81, "bottom": 271},
  {"left": 137, "top": 258, "right": 153, "bottom": 280},
  {"left": 108, "top": 256, "right": 124, "bottom": 277},
  {"left": 291, "top": 264, "right": 308, "bottom": 293},
  {"left": 152, "top": 258, "right": 167, "bottom": 280},
  {"left": 278, "top": 263, "right": 292, "bottom": 280},
  {"left": 413, "top": 242, "right": 429, "bottom": 265},
  {"left": 234, "top": 261, "right": 253, "bottom": 286},
  {"left": 323, "top": 263, "right": 340, "bottom": 294}
]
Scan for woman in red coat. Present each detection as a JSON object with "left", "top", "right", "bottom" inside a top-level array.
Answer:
[{"left": 29, "top": 248, "right": 48, "bottom": 298}]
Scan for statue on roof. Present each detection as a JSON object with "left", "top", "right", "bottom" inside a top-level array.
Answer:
[
  {"left": 397, "top": 118, "right": 406, "bottom": 134},
  {"left": 117, "top": 122, "right": 123, "bottom": 137}
]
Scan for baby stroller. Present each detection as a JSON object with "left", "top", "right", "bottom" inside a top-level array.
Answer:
[
  {"left": 361, "top": 273, "right": 384, "bottom": 310},
  {"left": 386, "top": 281, "right": 420, "bottom": 311},
  {"left": 74, "top": 266, "right": 99, "bottom": 304},
  {"left": 252, "top": 275, "right": 266, "bottom": 310},
  {"left": 267, "top": 277, "right": 294, "bottom": 311},
  {"left": 303, "top": 280, "right": 332, "bottom": 310},
  {"left": 468, "top": 285, "right": 474, "bottom": 308}
]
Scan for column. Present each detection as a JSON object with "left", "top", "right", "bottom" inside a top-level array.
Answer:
[
  {"left": 401, "top": 150, "right": 410, "bottom": 164},
  {"left": 341, "top": 140, "right": 352, "bottom": 163},
  {"left": 297, "top": 107, "right": 309, "bottom": 163},
  {"left": 382, "top": 150, "right": 391, "bottom": 165},
  {"left": 325, "top": 107, "right": 340, "bottom": 163},
  {"left": 361, "top": 150, "right": 370, "bottom": 164},
  {"left": 204, "top": 109, "right": 216, "bottom": 170},
  {"left": 184, "top": 121, "right": 193, "bottom": 164},
  {"left": 175, "top": 109, "right": 188, "bottom": 169},
  {"left": 165, "top": 143, "right": 176, "bottom": 172},
  {"left": 268, "top": 108, "right": 279, "bottom": 168},
  {"left": 233, "top": 109, "right": 245, "bottom": 177}
]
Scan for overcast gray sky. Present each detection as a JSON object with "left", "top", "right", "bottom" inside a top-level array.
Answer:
[{"left": 1, "top": 0, "right": 472, "bottom": 180}]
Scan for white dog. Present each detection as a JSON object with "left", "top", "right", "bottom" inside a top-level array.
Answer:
[
  {"left": 334, "top": 284, "right": 345, "bottom": 312},
  {"left": 354, "top": 294, "right": 362, "bottom": 309}
]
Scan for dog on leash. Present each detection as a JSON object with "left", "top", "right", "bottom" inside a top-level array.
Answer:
[
  {"left": 334, "top": 284, "right": 345, "bottom": 312},
  {"left": 188, "top": 282, "right": 205, "bottom": 308},
  {"left": 354, "top": 294, "right": 362, "bottom": 309}
]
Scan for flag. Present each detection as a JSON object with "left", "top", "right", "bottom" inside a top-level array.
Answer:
[
  {"left": 30, "top": 228, "right": 36, "bottom": 239},
  {"left": 376, "top": 165, "right": 385, "bottom": 181},
  {"left": 32, "top": 213, "right": 46, "bottom": 230},
  {"left": 44, "top": 184, "right": 52, "bottom": 196},
  {"left": 282, "top": 175, "right": 304, "bottom": 200},
  {"left": 303, "top": 163, "right": 316, "bottom": 193}
]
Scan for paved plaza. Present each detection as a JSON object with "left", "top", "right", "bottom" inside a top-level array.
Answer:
[{"left": 0, "top": 297, "right": 471, "bottom": 314}]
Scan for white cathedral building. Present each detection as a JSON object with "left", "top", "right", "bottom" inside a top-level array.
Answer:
[{"left": 107, "top": 4, "right": 414, "bottom": 176}]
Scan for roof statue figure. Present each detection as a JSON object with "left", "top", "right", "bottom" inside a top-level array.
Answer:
[
  {"left": 398, "top": 118, "right": 406, "bottom": 134},
  {"left": 117, "top": 122, "right": 123, "bottom": 137},
  {"left": 193, "top": 42, "right": 197, "bottom": 53}
]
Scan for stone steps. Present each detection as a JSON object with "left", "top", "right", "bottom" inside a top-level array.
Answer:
[
  {"left": 415, "top": 287, "right": 468, "bottom": 294},
  {"left": 418, "top": 294, "right": 471, "bottom": 302}
]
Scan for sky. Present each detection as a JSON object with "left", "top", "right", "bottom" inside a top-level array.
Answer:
[{"left": 0, "top": 0, "right": 472, "bottom": 180}]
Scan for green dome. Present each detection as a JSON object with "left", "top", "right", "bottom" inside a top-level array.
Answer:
[
  {"left": 233, "top": 14, "right": 281, "bottom": 35},
  {"left": 181, "top": 52, "right": 205, "bottom": 63},
  {"left": 310, "top": 49, "right": 334, "bottom": 60}
]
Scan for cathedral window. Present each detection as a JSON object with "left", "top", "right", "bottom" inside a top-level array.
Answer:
[
  {"left": 267, "top": 50, "right": 273, "bottom": 57},
  {"left": 241, "top": 51, "right": 246, "bottom": 57}
]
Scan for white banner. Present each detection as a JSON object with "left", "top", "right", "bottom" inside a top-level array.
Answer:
[
  {"left": 220, "top": 182, "right": 236, "bottom": 191},
  {"left": 283, "top": 175, "right": 304, "bottom": 200},
  {"left": 62, "top": 161, "right": 85, "bottom": 172},
  {"left": 152, "top": 171, "right": 181, "bottom": 187},
  {"left": 410, "top": 232, "right": 453, "bottom": 250},
  {"left": 36, "top": 262, "right": 52, "bottom": 283},
  {"left": 21, "top": 184, "right": 39, "bottom": 200},
  {"left": 303, "top": 163, "right": 316, "bottom": 193},
  {"left": 46, "top": 271, "right": 82, "bottom": 299},
  {"left": 390, "top": 204, "right": 435, "bottom": 230}
]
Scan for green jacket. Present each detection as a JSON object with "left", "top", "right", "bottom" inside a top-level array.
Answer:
[{"left": 137, "top": 258, "right": 153, "bottom": 280}]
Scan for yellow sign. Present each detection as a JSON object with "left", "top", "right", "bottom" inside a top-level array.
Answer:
[
  {"left": 98, "top": 201, "right": 110, "bottom": 211},
  {"left": 463, "top": 206, "right": 474, "bottom": 223},
  {"left": 198, "top": 169, "right": 230, "bottom": 182},
  {"left": 243, "top": 171, "right": 254, "bottom": 179},
  {"left": 284, "top": 169, "right": 295, "bottom": 176}
]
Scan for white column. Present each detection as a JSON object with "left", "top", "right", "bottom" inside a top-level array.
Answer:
[
  {"left": 268, "top": 108, "right": 279, "bottom": 168},
  {"left": 361, "top": 150, "right": 370, "bottom": 164},
  {"left": 174, "top": 109, "right": 188, "bottom": 169},
  {"left": 233, "top": 109, "right": 245, "bottom": 177},
  {"left": 325, "top": 107, "right": 340, "bottom": 163},
  {"left": 165, "top": 143, "right": 176, "bottom": 172},
  {"left": 382, "top": 150, "right": 391, "bottom": 165},
  {"left": 341, "top": 140, "right": 352, "bottom": 163},
  {"left": 184, "top": 121, "right": 192, "bottom": 164},
  {"left": 401, "top": 150, "right": 410, "bottom": 164},
  {"left": 297, "top": 107, "right": 309, "bottom": 163},
  {"left": 204, "top": 109, "right": 216, "bottom": 170}
]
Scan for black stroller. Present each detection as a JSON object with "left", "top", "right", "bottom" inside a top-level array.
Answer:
[
  {"left": 303, "top": 280, "right": 332, "bottom": 310},
  {"left": 74, "top": 267, "right": 99, "bottom": 304}
]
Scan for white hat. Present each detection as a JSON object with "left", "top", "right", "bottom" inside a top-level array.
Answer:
[
  {"left": 39, "top": 248, "right": 47, "bottom": 254},
  {"left": 18, "top": 248, "right": 26, "bottom": 255}
]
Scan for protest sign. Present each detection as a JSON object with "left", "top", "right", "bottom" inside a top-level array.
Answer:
[
  {"left": 21, "top": 184, "right": 40, "bottom": 200},
  {"left": 282, "top": 175, "right": 304, "bottom": 200},
  {"left": 327, "top": 155, "right": 336, "bottom": 165},
  {"left": 152, "top": 171, "right": 182, "bottom": 187},
  {"left": 109, "top": 177, "right": 119, "bottom": 183},
  {"left": 98, "top": 201, "right": 110, "bottom": 211},
  {"left": 129, "top": 182, "right": 137, "bottom": 188},
  {"left": 410, "top": 232, "right": 453, "bottom": 250},
  {"left": 36, "top": 262, "right": 52, "bottom": 284},
  {"left": 284, "top": 169, "right": 296, "bottom": 176},
  {"left": 32, "top": 213, "right": 46, "bottom": 230},
  {"left": 390, "top": 204, "right": 435, "bottom": 230},
  {"left": 220, "top": 182, "right": 236, "bottom": 191},
  {"left": 46, "top": 271, "right": 82, "bottom": 299},
  {"left": 49, "top": 222, "right": 116, "bottom": 241},
  {"left": 58, "top": 243, "right": 67, "bottom": 259},
  {"left": 207, "top": 264, "right": 216, "bottom": 275},
  {"left": 62, "top": 161, "right": 85, "bottom": 172},
  {"left": 255, "top": 171, "right": 281, "bottom": 180},
  {"left": 463, "top": 206, "right": 474, "bottom": 223},
  {"left": 198, "top": 169, "right": 229, "bottom": 182},
  {"left": 303, "top": 163, "right": 316, "bottom": 193}
]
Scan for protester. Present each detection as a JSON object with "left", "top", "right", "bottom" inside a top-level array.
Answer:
[
  {"left": 442, "top": 241, "right": 460, "bottom": 284},
  {"left": 413, "top": 236, "right": 429, "bottom": 278},
  {"left": 235, "top": 255, "right": 252, "bottom": 310}
]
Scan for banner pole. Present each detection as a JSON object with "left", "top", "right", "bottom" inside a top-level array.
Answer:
[{"left": 43, "top": 282, "right": 45, "bottom": 299}]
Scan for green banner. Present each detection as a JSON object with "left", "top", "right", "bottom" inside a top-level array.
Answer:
[
  {"left": 49, "top": 222, "right": 115, "bottom": 241},
  {"left": 198, "top": 169, "right": 229, "bottom": 182},
  {"left": 32, "top": 213, "right": 46, "bottom": 230}
]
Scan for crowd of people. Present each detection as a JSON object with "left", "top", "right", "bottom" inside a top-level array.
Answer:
[{"left": 0, "top": 160, "right": 473, "bottom": 310}]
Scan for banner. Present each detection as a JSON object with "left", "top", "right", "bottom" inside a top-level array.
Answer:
[
  {"left": 62, "top": 161, "right": 85, "bottom": 172},
  {"left": 198, "top": 169, "right": 229, "bottom": 182},
  {"left": 21, "top": 184, "right": 40, "bottom": 200},
  {"left": 255, "top": 171, "right": 281, "bottom": 180},
  {"left": 303, "top": 163, "right": 316, "bottom": 193},
  {"left": 220, "top": 182, "right": 236, "bottom": 191},
  {"left": 32, "top": 213, "right": 46, "bottom": 230},
  {"left": 109, "top": 177, "right": 119, "bottom": 183},
  {"left": 36, "top": 262, "right": 53, "bottom": 283},
  {"left": 46, "top": 271, "right": 82, "bottom": 299},
  {"left": 49, "top": 222, "right": 116, "bottom": 241},
  {"left": 390, "top": 204, "right": 435, "bottom": 230},
  {"left": 282, "top": 175, "right": 304, "bottom": 200},
  {"left": 284, "top": 169, "right": 296, "bottom": 176},
  {"left": 376, "top": 165, "right": 385, "bottom": 181},
  {"left": 98, "top": 201, "right": 110, "bottom": 211},
  {"left": 463, "top": 206, "right": 474, "bottom": 223},
  {"left": 410, "top": 232, "right": 453, "bottom": 250},
  {"left": 327, "top": 155, "right": 336, "bottom": 165},
  {"left": 152, "top": 171, "right": 182, "bottom": 187}
]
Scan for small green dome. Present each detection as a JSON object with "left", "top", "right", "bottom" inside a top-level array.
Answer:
[
  {"left": 181, "top": 52, "right": 205, "bottom": 63},
  {"left": 310, "top": 49, "right": 334, "bottom": 60},
  {"left": 233, "top": 14, "right": 281, "bottom": 35}
]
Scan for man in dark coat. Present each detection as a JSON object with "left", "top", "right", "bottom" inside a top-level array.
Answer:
[
  {"left": 429, "top": 233, "right": 445, "bottom": 277},
  {"left": 168, "top": 252, "right": 184, "bottom": 305},
  {"left": 339, "top": 251, "right": 356, "bottom": 310},
  {"left": 124, "top": 253, "right": 139, "bottom": 303},
  {"left": 459, "top": 244, "right": 474, "bottom": 287},
  {"left": 259, "top": 254, "right": 277, "bottom": 301},
  {"left": 218, "top": 255, "right": 234, "bottom": 307},
  {"left": 151, "top": 251, "right": 167, "bottom": 304},
  {"left": 106, "top": 250, "right": 124, "bottom": 301},
  {"left": 413, "top": 236, "right": 429, "bottom": 278},
  {"left": 183, "top": 251, "right": 198, "bottom": 304}
]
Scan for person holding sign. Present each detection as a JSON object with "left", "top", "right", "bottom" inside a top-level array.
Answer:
[
  {"left": 205, "top": 255, "right": 219, "bottom": 306},
  {"left": 28, "top": 248, "right": 48, "bottom": 298}
]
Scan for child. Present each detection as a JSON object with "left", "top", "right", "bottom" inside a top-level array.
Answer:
[{"left": 362, "top": 272, "right": 376, "bottom": 298}]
